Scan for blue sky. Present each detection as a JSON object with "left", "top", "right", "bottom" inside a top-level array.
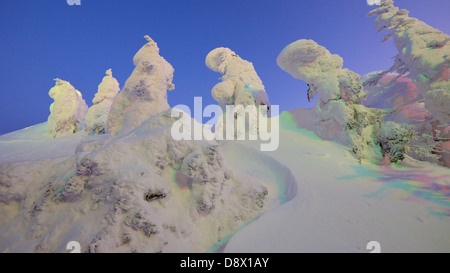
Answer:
[{"left": 0, "top": 0, "right": 449, "bottom": 135}]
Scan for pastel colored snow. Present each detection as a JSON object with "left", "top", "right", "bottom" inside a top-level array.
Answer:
[
  {"left": 277, "top": 39, "right": 385, "bottom": 162},
  {"left": 0, "top": 110, "right": 285, "bottom": 252},
  {"left": 368, "top": 0, "right": 450, "bottom": 122},
  {"left": 0, "top": 0, "right": 449, "bottom": 255},
  {"left": 367, "top": 0, "right": 450, "bottom": 167}
]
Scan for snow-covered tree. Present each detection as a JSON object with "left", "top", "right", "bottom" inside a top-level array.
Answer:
[
  {"left": 47, "top": 78, "right": 88, "bottom": 138},
  {"left": 206, "top": 47, "right": 271, "bottom": 139},
  {"left": 106, "top": 35, "right": 175, "bottom": 136},
  {"left": 277, "top": 39, "right": 366, "bottom": 104},
  {"left": 377, "top": 121, "right": 415, "bottom": 163},
  {"left": 277, "top": 39, "right": 384, "bottom": 161},
  {"left": 367, "top": 0, "right": 449, "bottom": 167},
  {"left": 85, "top": 69, "right": 120, "bottom": 135},
  {"left": 206, "top": 47, "right": 271, "bottom": 110}
]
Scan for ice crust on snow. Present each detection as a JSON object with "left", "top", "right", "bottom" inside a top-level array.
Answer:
[
  {"left": 85, "top": 69, "right": 120, "bottom": 135},
  {"left": 106, "top": 36, "right": 175, "bottom": 136},
  {"left": 47, "top": 79, "right": 88, "bottom": 138}
]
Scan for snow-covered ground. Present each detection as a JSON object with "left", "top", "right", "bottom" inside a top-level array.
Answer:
[
  {"left": 0, "top": 111, "right": 448, "bottom": 252},
  {"left": 1, "top": 0, "right": 449, "bottom": 253},
  {"left": 225, "top": 111, "right": 450, "bottom": 252}
]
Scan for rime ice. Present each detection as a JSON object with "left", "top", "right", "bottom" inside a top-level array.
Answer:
[
  {"left": 47, "top": 79, "right": 88, "bottom": 138},
  {"left": 368, "top": 0, "right": 450, "bottom": 167},
  {"left": 106, "top": 35, "right": 175, "bottom": 136},
  {"left": 85, "top": 69, "right": 120, "bottom": 135},
  {"left": 277, "top": 40, "right": 384, "bottom": 161},
  {"left": 206, "top": 47, "right": 271, "bottom": 110}
]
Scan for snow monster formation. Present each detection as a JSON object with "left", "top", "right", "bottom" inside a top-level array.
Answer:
[
  {"left": 278, "top": 39, "right": 395, "bottom": 162},
  {"left": 367, "top": 0, "right": 450, "bottom": 167},
  {"left": 85, "top": 69, "right": 120, "bottom": 135},
  {"left": 205, "top": 47, "right": 270, "bottom": 109},
  {"left": 0, "top": 110, "right": 291, "bottom": 253},
  {"left": 278, "top": 40, "right": 417, "bottom": 163},
  {"left": 0, "top": 37, "right": 295, "bottom": 253},
  {"left": 106, "top": 35, "right": 175, "bottom": 136},
  {"left": 206, "top": 48, "right": 272, "bottom": 139},
  {"left": 47, "top": 79, "right": 88, "bottom": 138}
]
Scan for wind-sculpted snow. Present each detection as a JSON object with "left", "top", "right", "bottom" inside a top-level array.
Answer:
[
  {"left": 277, "top": 40, "right": 392, "bottom": 163},
  {"left": 277, "top": 39, "right": 366, "bottom": 104},
  {"left": 106, "top": 36, "right": 175, "bottom": 136},
  {"left": 206, "top": 47, "right": 271, "bottom": 110},
  {"left": 367, "top": 0, "right": 450, "bottom": 167},
  {"left": 47, "top": 79, "right": 88, "bottom": 138},
  {"left": 85, "top": 69, "right": 120, "bottom": 135},
  {"left": 0, "top": 110, "right": 295, "bottom": 252}
]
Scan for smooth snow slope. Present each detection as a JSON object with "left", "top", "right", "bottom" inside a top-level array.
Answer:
[
  {"left": 0, "top": 123, "right": 92, "bottom": 163},
  {"left": 224, "top": 111, "right": 450, "bottom": 253}
]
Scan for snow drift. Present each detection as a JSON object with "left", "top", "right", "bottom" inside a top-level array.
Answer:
[{"left": 0, "top": 109, "right": 296, "bottom": 252}]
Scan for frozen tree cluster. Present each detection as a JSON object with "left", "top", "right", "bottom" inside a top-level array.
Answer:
[
  {"left": 47, "top": 79, "right": 88, "bottom": 138},
  {"left": 367, "top": 0, "right": 450, "bottom": 166},
  {"left": 106, "top": 35, "right": 175, "bottom": 136},
  {"left": 85, "top": 69, "right": 120, "bottom": 135},
  {"left": 2, "top": 0, "right": 450, "bottom": 254},
  {"left": 0, "top": 35, "right": 287, "bottom": 253},
  {"left": 0, "top": 110, "right": 277, "bottom": 252}
]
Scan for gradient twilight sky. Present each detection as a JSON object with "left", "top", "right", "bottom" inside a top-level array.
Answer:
[{"left": 0, "top": 0, "right": 449, "bottom": 135}]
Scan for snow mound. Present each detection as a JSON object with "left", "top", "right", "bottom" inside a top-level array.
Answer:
[
  {"left": 363, "top": 72, "right": 431, "bottom": 124},
  {"left": 0, "top": 110, "right": 295, "bottom": 252},
  {"left": 225, "top": 115, "right": 450, "bottom": 252}
]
